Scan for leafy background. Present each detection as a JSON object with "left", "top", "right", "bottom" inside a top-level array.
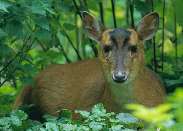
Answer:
[{"left": 0, "top": 0, "right": 183, "bottom": 130}]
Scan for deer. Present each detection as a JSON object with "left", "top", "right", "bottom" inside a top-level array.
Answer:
[{"left": 14, "top": 11, "right": 165, "bottom": 118}]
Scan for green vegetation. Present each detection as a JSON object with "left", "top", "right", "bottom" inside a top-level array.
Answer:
[
  {"left": 0, "top": 0, "right": 183, "bottom": 130},
  {"left": 128, "top": 88, "right": 183, "bottom": 130},
  {"left": 0, "top": 88, "right": 182, "bottom": 130},
  {"left": 0, "top": 104, "right": 142, "bottom": 131}
]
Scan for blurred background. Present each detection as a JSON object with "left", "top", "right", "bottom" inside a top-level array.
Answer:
[{"left": 0, "top": 0, "right": 183, "bottom": 129}]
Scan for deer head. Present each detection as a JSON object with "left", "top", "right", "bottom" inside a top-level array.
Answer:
[{"left": 81, "top": 11, "right": 159, "bottom": 83}]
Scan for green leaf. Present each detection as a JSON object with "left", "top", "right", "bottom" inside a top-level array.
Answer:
[
  {"left": 0, "top": 28, "right": 7, "bottom": 38},
  {"left": 29, "top": 1, "right": 46, "bottom": 16},
  {"left": 0, "top": 85, "right": 16, "bottom": 95},
  {"left": 134, "top": 0, "right": 151, "bottom": 15},
  {"left": 34, "top": 16, "right": 50, "bottom": 31},
  {"left": 58, "top": 109, "right": 72, "bottom": 119},
  {"left": 169, "top": 123, "right": 183, "bottom": 131},
  {"left": 4, "top": 20, "right": 23, "bottom": 38},
  {"left": 11, "top": 110, "right": 28, "bottom": 121},
  {"left": 43, "top": 114, "right": 57, "bottom": 122},
  {"left": 63, "top": 23, "right": 76, "bottom": 31},
  {"left": 89, "top": 121, "right": 103, "bottom": 131},
  {"left": 75, "top": 110, "right": 90, "bottom": 118},
  {"left": 35, "top": 28, "right": 51, "bottom": 43},
  {"left": 0, "top": 44, "right": 14, "bottom": 57},
  {"left": 61, "top": 124, "right": 77, "bottom": 131},
  {"left": 116, "top": 113, "right": 139, "bottom": 124},
  {"left": 127, "top": 104, "right": 173, "bottom": 124},
  {"left": 91, "top": 103, "right": 106, "bottom": 116},
  {"left": 45, "top": 122, "right": 59, "bottom": 131},
  {"left": 175, "top": 0, "right": 183, "bottom": 26},
  {"left": 0, "top": 0, "right": 12, "bottom": 12},
  {"left": 110, "top": 125, "right": 123, "bottom": 131}
]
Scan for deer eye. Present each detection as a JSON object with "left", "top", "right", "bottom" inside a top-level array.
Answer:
[
  {"left": 103, "top": 45, "right": 112, "bottom": 53},
  {"left": 128, "top": 45, "right": 137, "bottom": 53}
]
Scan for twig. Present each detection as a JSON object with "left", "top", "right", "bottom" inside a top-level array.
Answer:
[
  {"left": 75, "top": 13, "right": 80, "bottom": 50},
  {"left": 0, "top": 35, "right": 31, "bottom": 74},
  {"left": 150, "top": 0, "right": 157, "bottom": 72},
  {"left": 0, "top": 37, "right": 35, "bottom": 87},
  {"left": 161, "top": 0, "right": 165, "bottom": 72},
  {"left": 111, "top": 0, "right": 117, "bottom": 28},
  {"left": 72, "top": 0, "right": 98, "bottom": 57},
  {"left": 153, "top": 37, "right": 157, "bottom": 72},
  {"left": 125, "top": 0, "right": 130, "bottom": 26},
  {"left": 173, "top": 0, "right": 178, "bottom": 67},
  {"left": 99, "top": 1, "right": 105, "bottom": 25},
  {"left": 56, "top": 39, "right": 71, "bottom": 63},
  {"left": 62, "top": 30, "right": 82, "bottom": 60},
  {"left": 72, "top": 0, "right": 82, "bottom": 18},
  {"left": 129, "top": 0, "right": 135, "bottom": 28}
]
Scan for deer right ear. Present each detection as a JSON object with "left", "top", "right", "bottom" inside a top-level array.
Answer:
[
  {"left": 136, "top": 12, "right": 159, "bottom": 41},
  {"left": 81, "top": 11, "right": 104, "bottom": 42}
]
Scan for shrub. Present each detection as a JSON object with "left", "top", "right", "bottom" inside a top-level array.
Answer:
[
  {"left": 0, "top": 104, "right": 142, "bottom": 131},
  {"left": 127, "top": 88, "right": 183, "bottom": 131}
]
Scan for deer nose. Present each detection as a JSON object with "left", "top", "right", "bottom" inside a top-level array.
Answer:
[{"left": 112, "top": 71, "right": 128, "bottom": 83}]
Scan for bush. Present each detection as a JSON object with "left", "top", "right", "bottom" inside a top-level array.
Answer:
[
  {"left": 127, "top": 88, "right": 183, "bottom": 131},
  {"left": 0, "top": 104, "right": 142, "bottom": 131},
  {"left": 1, "top": 88, "right": 183, "bottom": 130},
  {"left": 0, "top": 88, "right": 183, "bottom": 131}
]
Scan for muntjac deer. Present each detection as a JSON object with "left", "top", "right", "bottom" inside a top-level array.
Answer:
[{"left": 14, "top": 12, "right": 165, "bottom": 117}]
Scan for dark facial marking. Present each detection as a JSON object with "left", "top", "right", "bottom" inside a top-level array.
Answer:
[
  {"left": 103, "top": 45, "right": 112, "bottom": 53},
  {"left": 128, "top": 45, "right": 137, "bottom": 53},
  {"left": 109, "top": 28, "right": 131, "bottom": 48},
  {"left": 105, "top": 29, "right": 134, "bottom": 83}
]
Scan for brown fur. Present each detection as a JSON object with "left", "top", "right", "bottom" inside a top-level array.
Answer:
[
  {"left": 14, "top": 57, "right": 165, "bottom": 116},
  {"left": 14, "top": 85, "right": 32, "bottom": 107},
  {"left": 14, "top": 12, "right": 166, "bottom": 118}
]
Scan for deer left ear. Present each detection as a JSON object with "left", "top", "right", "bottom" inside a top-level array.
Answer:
[
  {"left": 136, "top": 12, "right": 159, "bottom": 41},
  {"left": 81, "top": 11, "right": 105, "bottom": 42}
]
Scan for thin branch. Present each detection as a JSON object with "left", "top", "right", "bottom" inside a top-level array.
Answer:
[
  {"left": 153, "top": 37, "right": 157, "bottom": 72},
  {"left": 0, "top": 68, "right": 17, "bottom": 87},
  {"left": 161, "top": 0, "right": 165, "bottom": 72},
  {"left": 72, "top": 0, "right": 82, "bottom": 18},
  {"left": 129, "top": 0, "right": 135, "bottom": 28},
  {"left": 111, "top": 0, "right": 117, "bottom": 28},
  {"left": 99, "top": 1, "right": 105, "bottom": 25},
  {"left": 62, "top": 30, "right": 82, "bottom": 60},
  {"left": 36, "top": 39, "right": 49, "bottom": 52},
  {"left": 173, "top": 0, "right": 178, "bottom": 67},
  {"left": 47, "top": 13, "right": 69, "bottom": 61},
  {"left": 55, "top": 37, "right": 71, "bottom": 63},
  {"left": 0, "top": 35, "right": 31, "bottom": 74},
  {"left": 125, "top": 0, "right": 130, "bottom": 26},
  {"left": 0, "top": 38, "right": 35, "bottom": 87},
  {"left": 150, "top": 0, "right": 154, "bottom": 12},
  {"left": 83, "top": 0, "right": 88, "bottom": 8},
  {"left": 90, "top": 41, "right": 98, "bottom": 57},
  {"left": 75, "top": 13, "right": 80, "bottom": 50},
  {"left": 150, "top": 0, "right": 157, "bottom": 72},
  {"left": 73, "top": 0, "right": 98, "bottom": 57}
]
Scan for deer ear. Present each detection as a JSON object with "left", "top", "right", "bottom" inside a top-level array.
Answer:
[
  {"left": 81, "top": 11, "right": 104, "bottom": 42},
  {"left": 136, "top": 12, "right": 159, "bottom": 41}
]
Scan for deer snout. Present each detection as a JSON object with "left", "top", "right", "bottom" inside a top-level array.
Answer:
[{"left": 112, "top": 71, "right": 128, "bottom": 83}]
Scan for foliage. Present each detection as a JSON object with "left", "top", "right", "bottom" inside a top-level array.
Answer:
[
  {"left": 0, "top": 104, "right": 142, "bottom": 131},
  {"left": 0, "top": 88, "right": 183, "bottom": 131},
  {"left": 0, "top": 85, "right": 16, "bottom": 116},
  {"left": 0, "top": 0, "right": 183, "bottom": 130},
  {"left": 127, "top": 88, "right": 183, "bottom": 131},
  {"left": 0, "top": 0, "right": 182, "bottom": 90}
]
